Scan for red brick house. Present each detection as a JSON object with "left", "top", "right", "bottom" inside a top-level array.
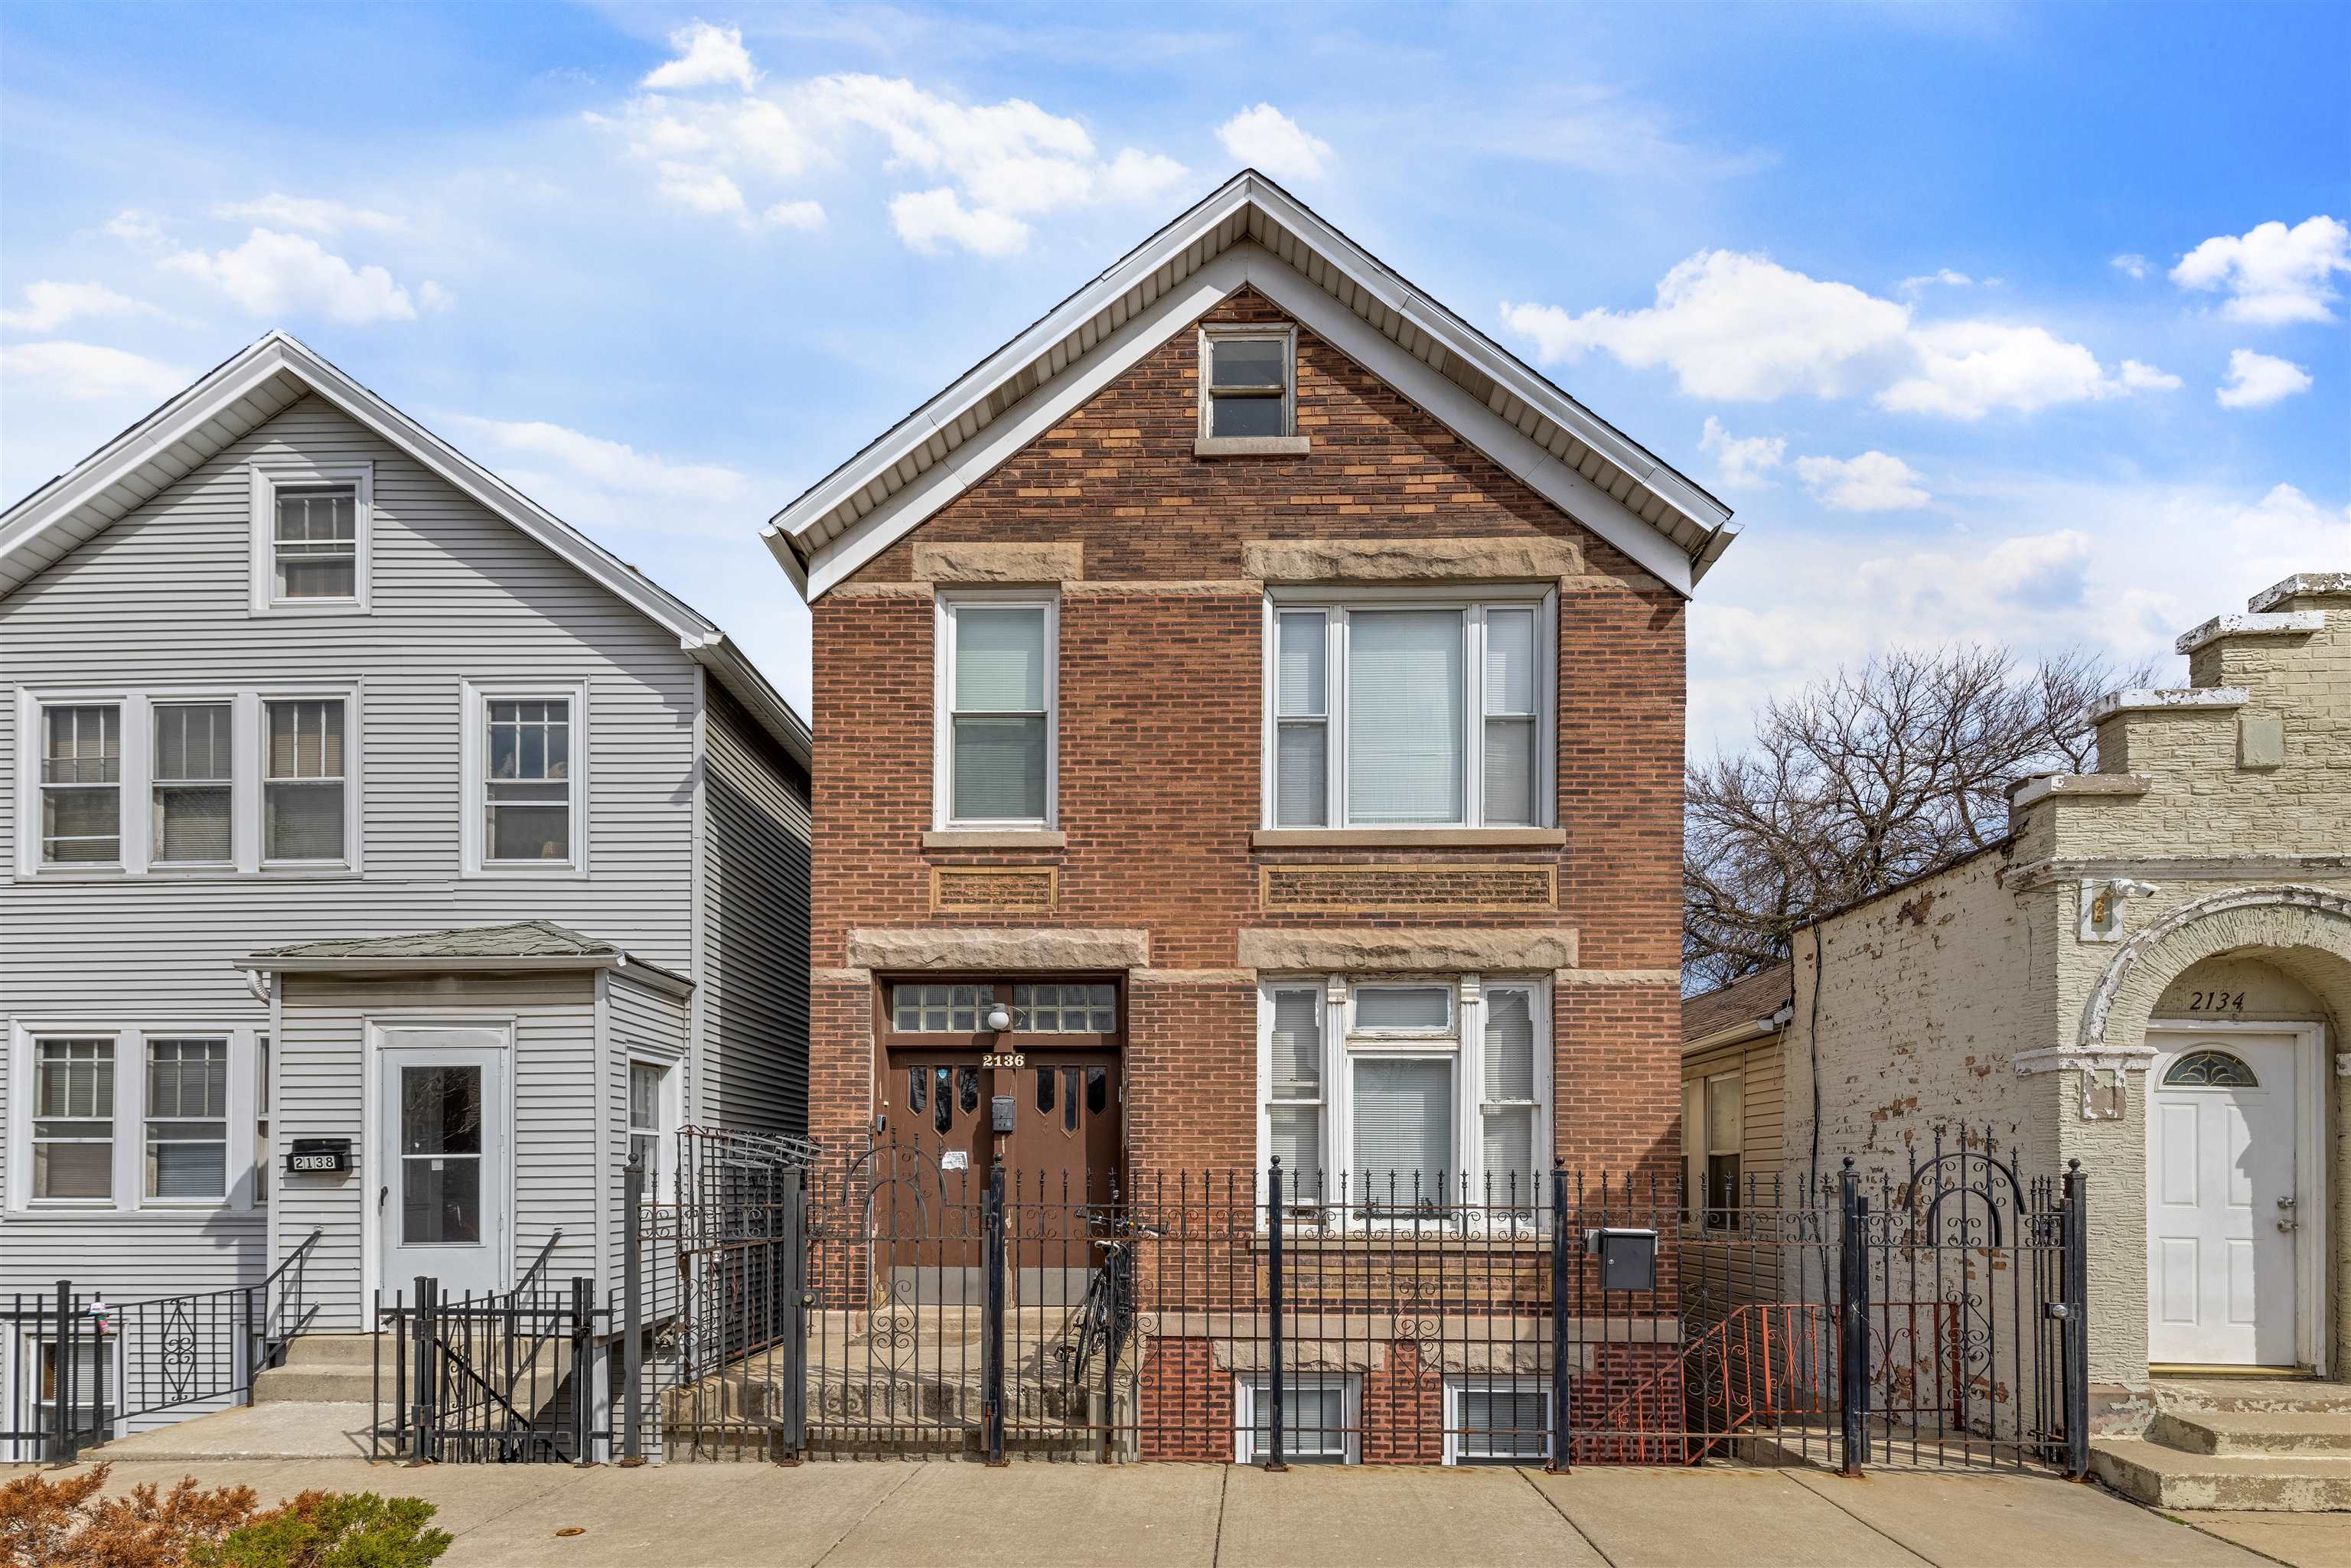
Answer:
[{"left": 765, "top": 174, "right": 1733, "bottom": 1397}]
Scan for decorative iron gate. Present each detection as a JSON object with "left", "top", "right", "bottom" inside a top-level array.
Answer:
[{"left": 618, "top": 1126, "right": 2086, "bottom": 1474}]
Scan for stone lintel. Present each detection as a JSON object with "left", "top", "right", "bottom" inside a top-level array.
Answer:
[
  {"left": 2173, "top": 610, "right": 2327, "bottom": 655},
  {"left": 844, "top": 926, "right": 1149, "bottom": 972},
  {"left": 1236, "top": 927, "right": 1576, "bottom": 973},
  {"left": 1244, "top": 536, "right": 1583, "bottom": 585},
  {"left": 913, "top": 541, "right": 1082, "bottom": 585}
]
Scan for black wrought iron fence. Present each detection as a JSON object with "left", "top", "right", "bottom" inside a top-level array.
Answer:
[
  {"left": 618, "top": 1127, "right": 2087, "bottom": 1475},
  {"left": 2, "top": 1229, "right": 323, "bottom": 1463},
  {"left": 371, "top": 1270, "right": 610, "bottom": 1465}
]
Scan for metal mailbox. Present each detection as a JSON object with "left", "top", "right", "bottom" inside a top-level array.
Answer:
[
  {"left": 1584, "top": 1226, "right": 1658, "bottom": 1292},
  {"left": 285, "top": 1136, "right": 353, "bottom": 1175}
]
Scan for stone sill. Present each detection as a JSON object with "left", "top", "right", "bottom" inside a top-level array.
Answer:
[
  {"left": 1252, "top": 828, "right": 1567, "bottom": 850},
  {"left": 2174, "top": 611, "right": 2327, "bottom": 655},
  {"left": 2084, "top": 687, "right": 2248, "bottom": 724},
  {"left": 923, "top": 829, "right": 1067, "bottom": 850},
  {"left": 2005, "top": 774, "right": 2154, "bottom": 810},
  {"left": 1195, "top": 435, "right": 1312, "bottom": 458}
]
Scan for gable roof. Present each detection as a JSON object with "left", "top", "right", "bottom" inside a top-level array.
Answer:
[
  {"left": 765, "top": 169, "right": 1737, "bottom": 601},
  {"left": 0, "top": 331, "right": 809, "bottom": 771},
  {"left": 1682, "top": 962, "right": 1795, "bottom": 1047}
]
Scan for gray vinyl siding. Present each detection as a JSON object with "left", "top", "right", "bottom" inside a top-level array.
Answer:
[
  {"left": 276, "top": 970, "right": 598, "bottom": 1331},
  {"left": 605, "top": 967, "right": 688, "bottom": 1215},
  {"left": 698, "top": 680, "right": 812, "bottom": 1137},
  {"left": 0, "top": 395, "right": 698, "bottom": 1301}
]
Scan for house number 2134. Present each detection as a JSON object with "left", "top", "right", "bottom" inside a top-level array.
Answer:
[{"left": 2186, "top": 991, "right": 2246, "bottom": 1012}]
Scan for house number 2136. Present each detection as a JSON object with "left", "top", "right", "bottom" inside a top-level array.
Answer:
[{"left": 982, "top": 1051, "right": 1026, "bottom": 1068}]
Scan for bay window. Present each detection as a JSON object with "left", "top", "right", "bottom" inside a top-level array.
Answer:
[
  {"left": 1257, "top": 976, "right": 1550, "bottom": 1218},
  {"left": 1266, "top": 595, "right": 1551, "bottom": 830},
  {"left": 937, "top": 595, "right": 1056, "bottom": 828}
]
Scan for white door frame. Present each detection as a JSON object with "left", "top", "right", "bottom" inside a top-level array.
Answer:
[
  {"left": 2144, "top": 1018, "right": 2327, "bottom": 1371},
  {"left": 361, "top": 1015, "right": 517, "bottom": 1311}
]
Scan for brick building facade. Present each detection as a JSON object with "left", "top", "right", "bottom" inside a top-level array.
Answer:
[{"left": 768, "top": 174, "right": 1738, "bottom": 1460}]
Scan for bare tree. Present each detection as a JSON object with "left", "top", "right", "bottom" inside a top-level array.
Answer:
[{"left": 1684, "top": 644, "right": 2149, "bottom": 991}]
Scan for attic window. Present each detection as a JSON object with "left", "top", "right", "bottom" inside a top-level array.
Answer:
[
  {"left": 1198, "top": 328, "right": 1303, "bottom": 451},
  {"left": 249, "top": 462, "right": 372, "bottom": 614}
]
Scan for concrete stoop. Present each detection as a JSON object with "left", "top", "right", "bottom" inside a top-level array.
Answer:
[
  {"left": 252, "top": 1335, "right": 378, "bottom": 1404},
  {"left": 2090, "top": 1378, "right": 2351, "bottom": 1511}
]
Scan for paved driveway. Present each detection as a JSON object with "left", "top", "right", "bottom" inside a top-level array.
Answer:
[{"left": 7, "top": 1456, "right": 2345, "bottom": 1567}]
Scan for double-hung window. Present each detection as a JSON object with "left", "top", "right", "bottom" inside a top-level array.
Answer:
[
  {"left": 264, "top": 699, "right": 347, "bottom": 864},
  {"left": 250, "top": 464, "right": 370, "bottom": 612},
  {"left": 487, "top": 699, "right": 573, "bottom": 863},
  {"left": 40, "top": 706, "right": 121, "bottom": 865},
  {"left": 152, "top": 703, "right": 234, "bottom": 865},
  {"left": 1259, "top": 977, "right": 1549, "bottom": 1221},
  {"left": 1200, "top": 329, "right": 1295, "bottom": 440},
  {"left": 1684, "top": 1069, "right": 1743, "bottom": 1227},
  {"left": 255, "top": 1035, "right": 271, "bottom": 1206},
  {"left": 31, "top": 1038, "right": 116, "bottom": 1202},
  {"left": 145, "top": 1038, "right": 229, "bottom": 1202},
  {"left": 1267, "top": 597, "right": 1551, "bottom": 830},
  {"left": 628, "top": 1059, "right": 677, "bottom": 1196},
  {"left": 937, "top": 595, "right": 1055, "bottom": 828}
]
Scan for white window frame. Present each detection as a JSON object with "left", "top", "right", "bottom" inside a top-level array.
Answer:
[
  {"left": 1260, "top": 586, "right": 1557, "bottom": 832},
  {"left": 1687, "top": 1067, "right": 1743, "bottom": 1227},
  {"left": 6, "top": 1021, "right": 262, "bottom": 1216},
  {"left": 626, "top": 1055, "right": 682, "bottom": 1201},
  {"left": 249, "top": 461, "right": 373, "bottom": 615},
  {"left": 460, "top": 680, "right": 590, "bottom": 877},
  {"left": 1198, "top": 324, "right": 1298, "bottom": 441},
  {"left": 933, "top": 591, "right": 1059, "bottom": 831},
  {"left": 257, "top": 687, "right": 362, "bottom": 873},
  {"left": 141, "top": 1035, "right": 233, "bottom": 1208},
  {"left": 1443, "top": 1375, "right": 1554, "bottom": 1465},
  {"left": 3, "top": 1324, "right": 129, "bottom": 1460},
  {"left": 16, "top": 686, "right": 360, "bottom": 879},
  {"left": 1256, "top": 974, "right": 1550, "bottom": 1226},
  {"left": 1234, "top": 1371, "right": 1359, "bottom": 1465}
]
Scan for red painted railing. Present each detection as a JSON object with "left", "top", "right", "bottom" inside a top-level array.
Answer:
[{"left": 1590, "top": 1303, "right": 1839, "bottom": 1465}]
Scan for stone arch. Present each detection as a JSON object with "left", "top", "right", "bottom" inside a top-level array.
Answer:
[{"left": 2078, "top": 885, "right": 2351, "bottom": 1053}]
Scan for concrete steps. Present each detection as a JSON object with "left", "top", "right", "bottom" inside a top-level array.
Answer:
[
  {"left": 253, "top": 1335, "right": 379, "bottom": 1404},
  {"left": 2090, "top": 1379, "right": 2351, "bottom": 1511}
]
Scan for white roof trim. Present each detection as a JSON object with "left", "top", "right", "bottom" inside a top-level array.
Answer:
[
  {"left": 1, "top": 331, "right": 808, "bottom": 770},
  {"left": 765, "top": 171, "right": 1736, "bottom": 601}
]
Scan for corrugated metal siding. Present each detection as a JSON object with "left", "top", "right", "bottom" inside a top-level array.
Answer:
[
  {"left": 276, "top": 970, "right": 598, "bottom": 1331},
  {"left": 0, "top": 395, "right": 702, "bottom": 1316},
  {"left": 698, "top": 681, "right": 811, "bottom": 1136}
]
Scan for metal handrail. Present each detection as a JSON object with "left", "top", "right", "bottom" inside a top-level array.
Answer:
[
  {"left": 514, "top": 1229, "right": 565, "bottom": 1305},
  {"left": 256, "top": 1227, "right": 327, "bottom": 1370}
]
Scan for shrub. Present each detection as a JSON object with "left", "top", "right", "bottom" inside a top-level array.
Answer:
[{"left": 0, "top": 1465, "right": 449, "bottom": 1568}]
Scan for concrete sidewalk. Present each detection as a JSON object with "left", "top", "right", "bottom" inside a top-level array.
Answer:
[{"left": 6, "top": 1455, "right": 2346, "bottom": 1567}]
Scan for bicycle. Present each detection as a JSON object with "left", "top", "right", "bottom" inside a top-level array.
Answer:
[{"left": 1056, "top": 1207, "right": 1164, "bottom": 1387}]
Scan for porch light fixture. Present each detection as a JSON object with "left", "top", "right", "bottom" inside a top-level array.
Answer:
[{"left": 985, "top": 1003, "right": 1015, "bottom": 1033}]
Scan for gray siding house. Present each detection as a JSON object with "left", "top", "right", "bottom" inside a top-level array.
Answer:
[{"left": 0, "top": 332, "right": 810, "bottom": 1442}]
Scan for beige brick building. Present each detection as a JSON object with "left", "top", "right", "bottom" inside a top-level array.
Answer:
[{"left": 1687, "top": 573, "right": 2350, "bottom": 1443}]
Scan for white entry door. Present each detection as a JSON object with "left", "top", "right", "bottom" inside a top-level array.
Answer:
[
  {"left": 377, "top": 1028, "right": 510, "bottom": 1300},
  {"left": 2147, "top": 1033, "right": 2297, "bottom": 1366}
]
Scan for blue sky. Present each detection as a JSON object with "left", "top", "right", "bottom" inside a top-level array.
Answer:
[{"left": 4, "top": 2, "right": 2346, "bottom": 750}]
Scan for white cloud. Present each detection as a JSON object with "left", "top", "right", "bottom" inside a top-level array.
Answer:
[
  {"left": 641, "top": 21, "right": 759, "bottom": 92},
  {"left": 1880, "top": 321, "right": 2116, "bottom": 419},
  {"left": 1505, "top": 249, "right": 2173, "bottom": 419},
  {"left": 2110, "top": 253, "right": 2148, "bottom": 280},
  {"left": 1697, "top": 416, "right": 1785, "bottom": 488},
  {"left": 0, "top": 341, "right": 188, "bottom": 400},
  {"left": 443, "top": 412, "right": 755, "bottom": 537},
  {"left": 601, "top": 59, "right": 1186, "bottom": 254},
  {"left": 211, "top": 194, "right": 405, "bottom": 235},
  {"left": 2216, "top": 347, "right": 2313, "bottom": 409},
  {"left": 1502, "top": 251, "right": 1911, "bottom": 402},
  {"left": 1215, "top": 104, "right": 1332, "bottom": 181},
  {"left": 0, "top": 281, "right": 159, "bottom": 333},
  {"left": 2118, "top": 359, "right": 2182, "bottom": 391},
  {"left": 889, "top": 189, "right": 1029, "bottom": 258},
  {"left": 760, "top": 199, "right": 827, "bottom": 232},
  {"left": 1899, "top": 269, "right": 1972, "bottom": 293},
  {"left": 1792, "top": 451, "right": 1932, "bottom": 511},
  {"left": 102, "top": 209, "right": 165, "bottom": 245},
  {"left": 416, "top": 280, "right": 455, "bottom": 314},
  {"left": 2170, "top": 215, "right": 2349, "bottom": 325},
  {"left": 162, "top": 229, "right": 439, "bottom": 324}
]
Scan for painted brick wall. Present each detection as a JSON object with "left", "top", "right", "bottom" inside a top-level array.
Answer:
[{"left": 808, "top": 286, "right": 1686, "bottom": 1191}]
